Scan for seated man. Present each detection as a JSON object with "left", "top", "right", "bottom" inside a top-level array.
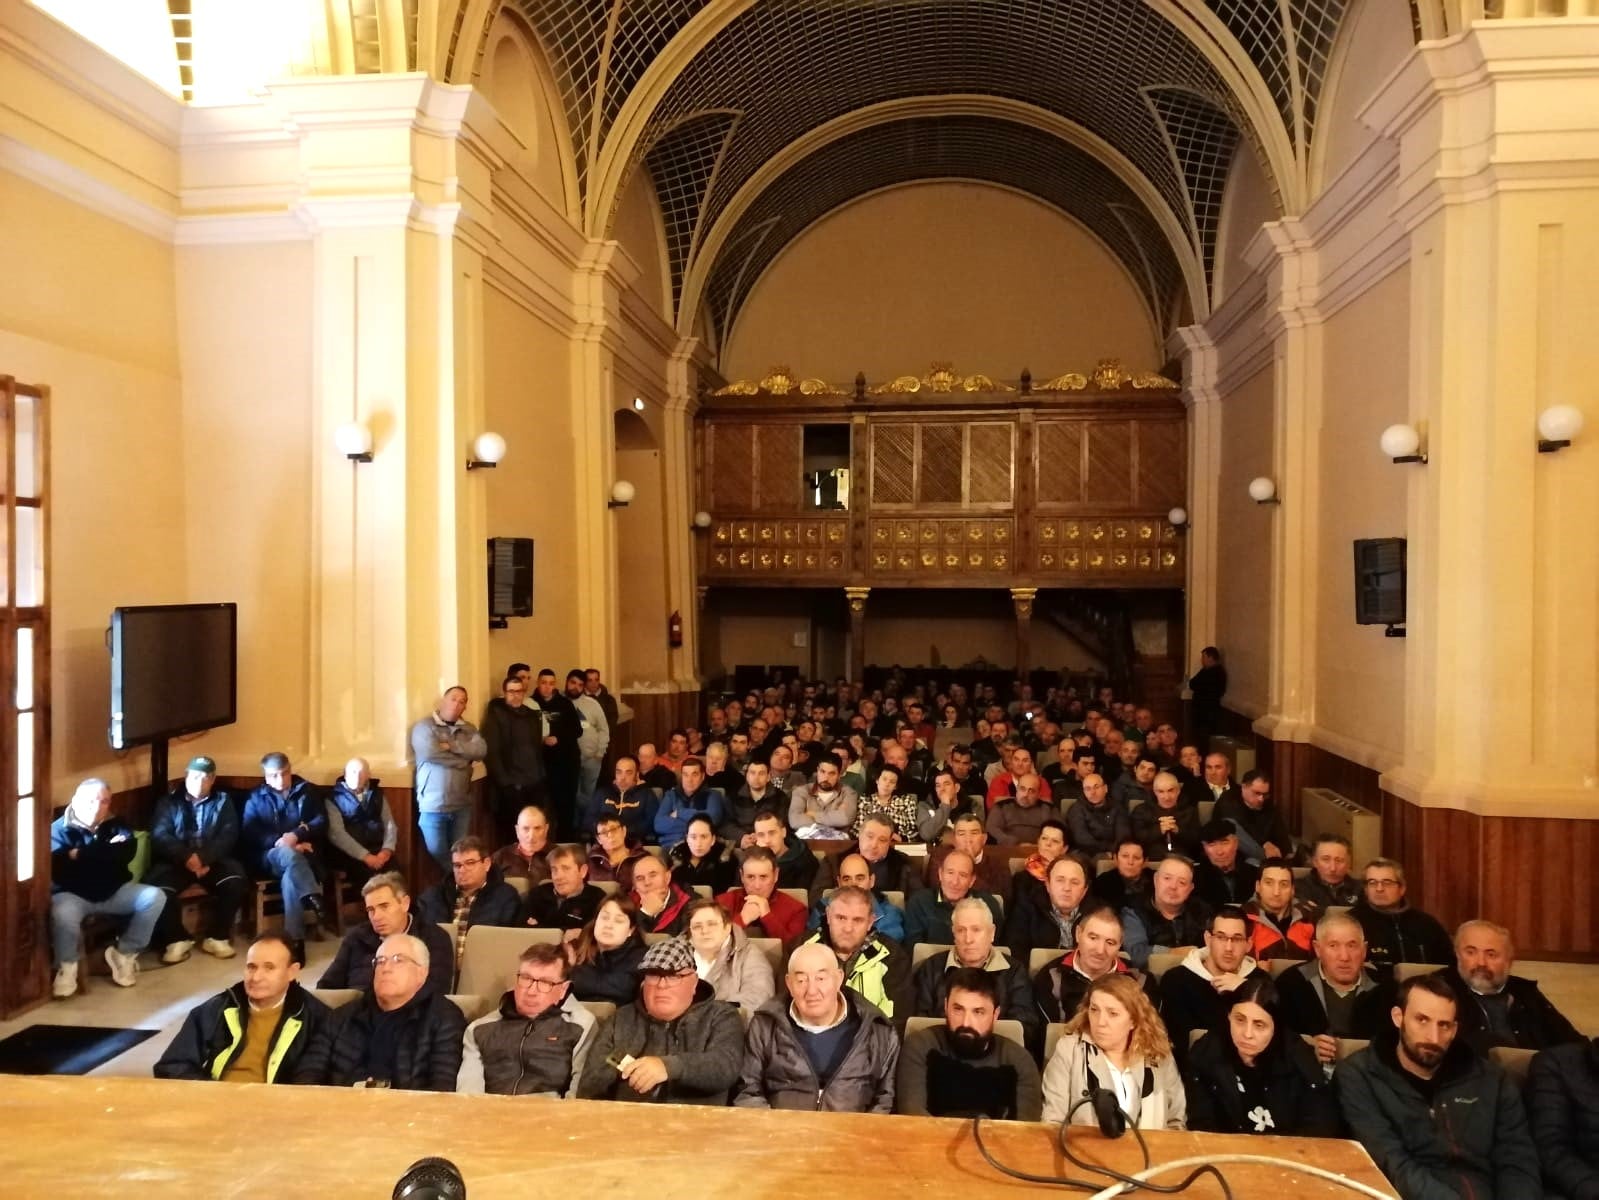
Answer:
[
  {"left": 1089, "top": 836, "right": 1155, "bottom": 909},
  {"left": 146, "top": 756, "right": 247, "bottom": 964},
  {"left": 752, "top": 810, "right": 818, "bottom": 895},
  {"left": 1192, "top": 819, "right": 1261, "bottom": 908},
  {"left": 635, "top": 742, "right": 677, "bottom": 791},
  {"left": 318, "top": 871, "right": 454, "bottom": 995},
  {"left": 1338, "top": 975, "right": 1541, "bottom": 1198},
  {"left": 984, "top": 742, "right": 1035, "bottom": 807},
  {"left": 1297, "top": 833, "right": 1361, "bottom": 911},
  {"left": 1527, "top": 1034, "right": 1599, "bottom": 1199},
  {"left": 240, "top": 752, "right": 328, "bottom": 958},
  {"left": 1004, "top": 853, "right": 1091, "bottom": 962},
  {"left": 721, "top": 759, "right": 786, "bottom": 847},
  {"left": 1066, "top": 773, "right": 1130, "bottom": 859},
  {"left": 1243, "top": 858, "right": 1316, "bottom": 961},
  {"left": 1277, "top": 910, "right": 1393, "bottom": 1069},
  {"left": 1158, "top": 905, "right": 1260, "bottom": 1064},
  {"left": 323, "top": 758, "right": 397, "bottom": 885},
  {"left": 799, "top": 885, "right": 912, "bottom": 1026},
  {"left": 584, "top": 755, "right": 657, "bottom": 843},
  {"left": 584, "top": 815, "right": 648, "bottom": 890},
  {"left": 734, "top": 942, "right": 898, "bottom": 1112},
  {"left": 49, "top": 777, "right": 166, "bottom": 996},
  {"left": 492, "top": 805, "right": 553, "bottom": 885},
  {"left": 924, "top": 809, "right": 1013, "bottom": 901},
  {"left": 902, "top": 851, "right": 1003, "bottom": 949},
  {"left": 1033, "top": 905, "right": 1157, "bottom": 1024},
  {"left": 1200, "top": 752, "right": 1239, "bottom": 805},
  {"left": 944, "top": 744, "right": 989, "bottom": 808},
  {"left": 1214, "top": 769, "right": 1292, "bottom": 863},
  {"left": 577, "top": 938, "right": 744, "bottom": 1104},
  {"left": 984, "top": 772, "right": 1053, "bottom": 846},
  {"left": 1129, "top": 771, "right": 1201, "bottom": 861},
  {"left": 1048, "top": 746, "right": 1098, "bottom": 807},
  {"left": 815, "top": 813, "right": 924, "bottom": 898},
  {"left": 458, "top": 941, "right": 597, "bottom": 1096},
  {"left": 1435, "top": 919, "right": 1580, "bottom": 1053},
  {"left": 912, "top": 898, "right": 1037, "bottom": 1050},
  {"left": 293, "top": 933, "right": 466, "bottom": 1091},
  {"left": 915, "top": 768, "right": 967, "bottom": 848},
  {"left": 896, "top": 968, "right": 1043, "bottom": 1121},
  {"left": 1121, "top": 854, "right": 1212, "bottom": 970},
  {"left": 418, "top": 835, "right": 522, "bottom": 939},
  {"left": 154, "top": 932, "right": 328, "bottom": 1083},
  {"left": 805, "top": 853, "right": 906, "bottom": 944},
  {"left": 652, "top": 757, "right": 727, "bottom": 850},
  {"left": 716, "top": 847, "right": 807, "bottom": 944},
  {"left": 522, "top": 844, "right": 605, "bottom": 931},
  {"left": 701, "top": 741, "right": 743, "bottom": 803},
  {"left": 1110, "top": 752, "right": 1158, "bottom": 811},
  {"left": 787, "top": 756, "right": 858, "bottom": 838},
  {"left": 1350, "top": 857, "right": 1453, "bottom": 976}
]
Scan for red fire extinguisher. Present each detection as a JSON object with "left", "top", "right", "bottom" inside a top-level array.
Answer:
[{"left": 668, "top": 610, "right": 684, "bottom": 648}]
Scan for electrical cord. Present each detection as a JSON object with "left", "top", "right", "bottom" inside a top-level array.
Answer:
[
  {"left": 1083, "top": 1155, "right": 1396, "bottom": 1200},
  {"left": 1058, "top": 1114, "right": 1234, "bottom": 1199}
]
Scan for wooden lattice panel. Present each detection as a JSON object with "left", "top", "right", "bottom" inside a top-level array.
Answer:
[
  {"left": 706, "top": 518, "right": 849, "bottom": 575},
  {"left": 1083, "top": 420, "right": 1134, "bottom": 505},
  {"left": 870, "top": 424, "right": 915, "bottom": 507},
  {"left": 708, "top": 423, "right": 755, "bottom": 511},
  {"left": 1036, "top": 420, "right": 1084, "bottom": 505},
  {"left": 1034, "top": 516, "right": 1182, "bottom": 577},
  {"left": 868, "top": 518, "right": 1013, "bottom": 574},
  {"left": 917, "top": 424, "right": 963, "bottom": 504},
  {"left": 754, "top": 424, "right": 803, "bottom": 512},
  {"left": 1135, "top": 420, "right": 1187, "bottom": 509},
  {"left": 967, "top": 422, "right": 1015, "bottom": 504}
]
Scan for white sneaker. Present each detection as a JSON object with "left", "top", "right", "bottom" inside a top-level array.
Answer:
[
  {"left": 104, "top": 944, "right": 139, "bottom": 987},
  {"left": 161, "top": 939, "right": 195, "bottom": 965},
  {"left": 200, "top": 937, "right": 236, "bottom": 959},
  {"left": 52, "top": 961, "right": 79, "bottom": 999}
]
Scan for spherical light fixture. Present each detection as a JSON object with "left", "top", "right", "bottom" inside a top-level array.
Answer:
[
  {"left": 334, "top": 421, "right": 373, "bottom": 463},
  {"left": 692, "top": 510, "right": 713, "bottom": 530},
  {"left": 632, "top": 397, "right": 646, "bottom": 412},
  {"left": 1248, "top": 476, "right": 1279, "bottom": 505},
  {"left": 467, "top": 432, "right": 507, "bottom": 470},
  {"left": 608, "top": 479, "right": 636, "bottom": 509},
  {"left": 1537, "top": 405, "right": 1584, "bottom": 453},
  {"left": 1379, "top": 423, "right": 1426, "bottom": 464},
  {"left": 1167, "top": 507, "right": 1188, "bottom": 529}
]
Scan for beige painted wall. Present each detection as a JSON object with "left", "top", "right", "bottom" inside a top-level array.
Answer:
[
  {"left": 1315, "top": 0, "right": 1416, "bottom": 189},
  {"left": 612, "top": 168, "right": 671, "bottom": 326},
  {"left": 709, "top": 594, "right": 819, "bottom": 677},
  {"left": 1316, "top": 266, "right": 1410, "bottom": 757},
  {"left": 722, "top": 182, "right": 1160, "bottom": 382},
  {"left": 862, "top": 590, "right": 1105, "bottom": 672},
  {"left": 1214, "top": 366, "right": 1276, "bottom": 715},
  {"left": 1212, "top": 146, "right": 1276, "bottom": 309},
  {"left": 478, "top": 12, "right": 572, "bottom": 217},
  {"left": 614, "top": 400, "right": 671, "bottom": 687}
]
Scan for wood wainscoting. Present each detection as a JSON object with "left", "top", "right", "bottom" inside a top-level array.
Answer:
[{"left": 620, "top": 689, "right": 705, "bottom": 758}]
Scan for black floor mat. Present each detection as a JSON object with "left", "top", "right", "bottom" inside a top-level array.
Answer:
[{"left": 0, "top": 1024, "right": 157, "bottom": 1075}]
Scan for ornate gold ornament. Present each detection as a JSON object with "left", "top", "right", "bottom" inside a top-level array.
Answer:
[
  {"left": 1039, "top": 372, "right": 1089, "bottom": 391},
  {"left": 870, "top": 375, "right": 923, "bottom": 395}
]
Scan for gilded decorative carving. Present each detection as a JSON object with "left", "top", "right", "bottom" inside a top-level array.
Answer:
[
  {"left": 1039, "top": 371, "right": 1089, "bottom": 391},
  {"left": 926, "top": 363, "right": 958, "bottom": 393},
  {"left": 762, "top": 367, "right": 795, "bottom": 395},
  {"left": 709, "top": 357, "right": 1176, "bottom": 398},
  {"left": 799, "top": 378, "right": 847, "bottom": 396},
  {"left": 1091, "top": 359, "right": 1129, "bottom": 390},
  {"left": 1031, "top": 517, "right": 1184, "bottom": 576},
  {"left": 865, "top": 519, "right": 1012, "bottom": 574},
  {"left": 870, "top": 375, "right": 924, "bottom": 395},
  {"left": 713, "top": 379, "right": 761, "bottom": 396},
  {"left": 1010, "top": 587, "right": 1038, "bottom": 620},
  {"left": 844, "top": 587, "right": 871, "bottom": 614},
  {"left": 702, "top": 518, "right": 849, "bottom": 575},
  {"left": 1131, "top": 372, "right": 1180, "bottom": 390},
  {"left": 961, "top": 373, "right": 1014, "bottom": 393}
]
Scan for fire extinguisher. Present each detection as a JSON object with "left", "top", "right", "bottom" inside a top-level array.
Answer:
[{"left": 668, "top": 610, "right": 684, "bottom": 648}]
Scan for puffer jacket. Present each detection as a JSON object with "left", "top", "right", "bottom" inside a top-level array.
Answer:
[
  {"left": 1350, "top": 901, "right": 1453, "bottom": 975},
  {"left": 568, "top": 936, "right": 647, "bottom": 1006},
  {"left": 50, "top": 813, "right": 138, "bottom": 901},
  {"left": 240, "top": 778, "right": 326, "bottom": 872},
  {"left": 316, "top": 912, "right": 455, "bottom": 996},
  {"left": 733, "top": 991, "right": 899, "bottom": 1112},
  {"left": 155, "top": 980, "right": 328, "bottom": 1083},
  {"left": 699, "top": 925, "right": 777, "bottom": 1014},
  {"left": 291, "top": 985, "right": 466, "bottom": 1091},
  {"left": 1041, "top": 1032, "right": 1186, "bottom": 1129},
  {"left": 575, "top": 980, "right": 745, "bottom": 1104},
  {"left": 1242, "top": 899, "right": 1316, "bottom": 961},
  {"left": 1527, "top": 1038, "right": 1599, "bottom": 1199},
  {"left": 1183, "top": 1027, "right": 1342, "bottom": 1137},
  {"left": 324, "top": 776, "right": 393, "bottom": 858},
  {"left": 458, "top": 990, "right": 596, "bottom": 1096},
  {"left": 150, "top": 787, "right": 238, "bottom": 868},
  {"left": 1336, "top": 1027, "right": 1542, "bottom": 1200},
  {"left": 799, "top": 929, "right": 912, "bottom": 1025}
]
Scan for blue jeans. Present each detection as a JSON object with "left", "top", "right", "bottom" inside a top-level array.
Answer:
[
  {"left": 578, "top": 758, "right": 603, "bottom": 811},
  {"left": 264, "top": 844, "right": 320, "bottom": 938},
  {"left": 419, "top": 808, "right": 472, "bottom": 874},
  {"left": 51, "top": 882, "right": 167, "bottom": 965}
]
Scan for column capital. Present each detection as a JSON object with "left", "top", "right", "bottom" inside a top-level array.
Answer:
[
  {"left": 1009, "top": 587, "right": 1037, "bottom": 619},
  {"left": 844, "top": 586, "right": 871, "bottom": 613}
]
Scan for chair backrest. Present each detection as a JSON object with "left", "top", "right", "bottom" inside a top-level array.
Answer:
[
  {"left": 1095, "top": 858, "right": 1115, "bottom": 875},
  {"left": 448, "top": 994, "right": 494, "bottom": 1022},
  {"left": 1291, "top": 866, "right": 1310, "bottom": 881},
  {"left": 750, "top": 937, "right": 784, "bottom": 979},
  {"left": 1008, "top": 857, "right": 1027, "bottom": 878},
  {"left": 1336, "top": 1037, "right": 1370, "bottom": 1062},
  {"left": 1145, "top": 951, "right": 1185, "bottom": 980},
  {"left": 882, "top": 890, "right": 905, "bottom": 911},
  {"left": 642, "top": 845, "right": 666, "bottom": 862},
  {"left": 594, "top": 880, "right": 621, "bottom": 897},
  {"left": 1489, "top": 1045, "right": 1536, "bottom": 1089},
  {"left": 1198, "top": 800, "right": 1216, "bottom": 825},
  {"left": 779, "top": 887, "right": 809, "bottom": 908},
  {"left": 580, "top": 1000, "right": 617, "bottom": 1023},
  {"left": 456, "top": 925, "right": 563, "bottom": 997},
  {"left": 1044, "top": 1022, "right": 1069, "bottom": 1063},
  {"left": 1393, "top": 962, "right": 1435, "bottom": 983},
  {"left": 1029, "top": 947, "right": 1067, "bottom": 976},
  {"left": 1326, "top": 905, "right": 1350, "bottom": 920},
  {"left": 905, "top": 1015, "right": 1026, "bottom": 1051},
  {"left": 913, "top": 942, "right": 953, "bottom": 969},
  {"left": 1189, "top": 1028, "right": 1207, "bottom": 1047},
  {"left": 316, "top": 988, "right": 363, "bottom": 1008},
  {"left": 643, "top": 932, "right": 672, "bottom": 946},
  {"left": 692, "top": 885, "right": 712, "bottom": 900},
  {"left": 1265, "top": 957, "right": 1301, "bottom": 978},
  {"left": 505, "top": 876, "right": 531, "bottom": 899}
]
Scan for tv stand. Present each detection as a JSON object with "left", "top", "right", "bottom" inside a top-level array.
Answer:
[{"left": 148, "top": 737, "right": 169, "bottom": 806}]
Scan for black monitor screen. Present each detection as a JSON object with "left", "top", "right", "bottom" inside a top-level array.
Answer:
[{"left": 110, "top": 604, "right": 237, "bottom": 749}]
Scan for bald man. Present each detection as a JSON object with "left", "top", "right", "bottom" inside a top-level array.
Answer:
[{"left": 324, "top": 757, "right": 397, "bottom": 883}]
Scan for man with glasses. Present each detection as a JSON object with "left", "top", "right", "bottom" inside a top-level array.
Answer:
[
  {"left": 577, "top": 938, "right": 743, "bottom": 1104},
  {"left": 1351, "top": 857, "right": 1452, "bottom": 977},
  {"left": 458, "top": 941, "right": 597, "bottom": 1095},
  {"left": 1158, "top": 905, "right": 1260, "bottom": 1065},
  {"left": 419, "top": 836, "right": 522, "bottom": 975},
  {"left": 293, "top": 932, "right": 466, "bottom": 1090}
]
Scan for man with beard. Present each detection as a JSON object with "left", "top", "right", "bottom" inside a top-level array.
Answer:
[
  {"left": 528, "top": 669, "right": 582, "bottom": 839},
  {"left": 1433, "top": 919, "right": 1580, "bottom": 1053},
  {"left": 894, "top": 968, "right": 1043, "bottom": 1120},
  {"left": 1338, "top": 975, "right": 1540, "bottom": 1198}
]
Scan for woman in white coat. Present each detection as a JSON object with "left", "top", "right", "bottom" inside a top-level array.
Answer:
[
  {"left": 683, "top": 898, "right": 775, "bottom": 1015},
  {"left": 1041, "top": 973, "right": 1186, "bottom": 1129}
]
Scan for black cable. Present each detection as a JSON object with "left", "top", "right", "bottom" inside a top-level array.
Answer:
[{"left": 970, "top": 1108, "right": 1109, "bottom": 1191}]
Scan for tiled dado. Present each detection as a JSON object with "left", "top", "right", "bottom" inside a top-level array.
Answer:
[
  {"left": 1034, "top": 517, "right": 1182, "bottom": 575},
  {"left": 868, "top": 518, "right": 1014, "bottom": 573},
  {"left": 707, "top": 518, "right": 849, "bottom": 573}
]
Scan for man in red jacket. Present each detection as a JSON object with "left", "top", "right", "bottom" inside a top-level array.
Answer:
[{"left": 716, "top": 847, "right": 806, "bottom": 943}]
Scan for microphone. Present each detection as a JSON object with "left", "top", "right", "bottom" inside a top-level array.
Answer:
[
  {"left": 1089, "top": 1087, "right": 1129, "bottom": 1139},
  {"left": 393, "top": 1157, "right": 466, "bottom": 1200}
]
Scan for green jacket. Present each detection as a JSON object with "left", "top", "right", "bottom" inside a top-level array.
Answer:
[{"left": 801, "top": 929, "right": 911, "bottom": 1024}]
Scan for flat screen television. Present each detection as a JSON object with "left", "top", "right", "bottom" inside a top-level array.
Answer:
[{"left": 109, "top": 603, "right": 237, "bottom": 749}]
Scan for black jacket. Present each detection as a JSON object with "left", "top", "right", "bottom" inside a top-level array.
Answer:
[
  {"left": 292, "top": 986, "right": 466, "bottom": 1091},
  {"left": 240, "top": 779, "right": 326, "bottom": 873},
  {"left": 522, "top": 882, "right": 605, "bottom": 931},
  {"left": 1434, "top": 966, "right": 1582, "bottom": 1054},
  {"left": 668, "top": 841, "right": 738, "bottom": 895},
  {"left": 316, "top": 913, "right": 455, "bottom": 996},
  {"left": 150, "top": 788, "right": 238, "bottom": 868},
  {"left": 1130, "top": 800, "right": 1202, "bottom": 861},
  {"left": 817, "top": 847, "right": 924, "bottom": 897},
  {"left": 1065, "top": 797, "right": 1131, "bottom": 858},
  {"left": 1527, "top": 1038, "right": 1599, "bottom": 1200},
  {"left": 1184, "top": 1027, "right": 1342, "bottom": 1138},
  {"left": 1275, "top": 960, "right": 1392, "bottom": 1040},
  {"left": 1159, "top": 957, "right": 1263, "bottom": 1066},
  {"left": 1297, "top": 872, "right": 1361, "bottom": 911},
  {"left": 772, "top": 840, "right": 820, "bottom": 895},
  {"left": 1213, "top": 793, "right": 1292, "bottom": 859},
  {"left": 1337, "top": 1028, "right": 1541, "bottom": 1200},
  {"left": 568, "top": 936, "right": 647, "bottom": 1006},
  {"left": 718, "top": 787, "right": 786, "bottom": 844},
  {"left": 529, "top": 691, "right": 581, "bottom": 763},
  {"left": 576, "top": 980, "right": 744, "bottom": 1104},
  {"left": 1193, "top": 858, "right": 1261, "bottom": 909},
  {"left": 1351, "top": 901, "right": 1453, "bottom": 976},
  {"left": 1033, "top": 954, "right": 1157, "bottom": 1026},
  {"left": 155, "top": 981, "right": 329, "bottom": 1083},
  {"left": 418, "top": 867, "right": 523, "bottom": 929},
  {"left": 1090, "top": 866, "right": 1154, "bottom": 910},
  {"left": 50, "top": 814, "right": 137, "bottom": 901},
  {"left": 482, "top": 698, "right": 546, "bottom": 789}
]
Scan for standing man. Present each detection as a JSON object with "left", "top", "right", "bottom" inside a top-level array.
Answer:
[
  {"left": 583, "top": 668, "right": 621, "bottom": 748},
  {"left": 482, "top": 674, "right": 546, "bottom": 845},
  {"left": 1188, "top": 647, "right": 1227, "bottom": 749},
  {"left": 324, "top": 758, "right": 397, "bottom": 885},
  {"left": 240, "top": 752, "right": 326, "bottom": 961},
  {"left": 147, "top": 756, "right": 247, "bottom": 964},
  {"left": 528, "top": 668, "right": 582, "bottom": 839},
  {"left": 411, "top": 686, "right": 488, "bottom": 874},
  {"left": 567, "top": 669, "right": 611, "bottom": 819}
]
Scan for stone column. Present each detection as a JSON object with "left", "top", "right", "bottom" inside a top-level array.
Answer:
[
  {"left": 1170, "top": 325, "right": 1221, "bottom": 663},
  {"left": 844, "top": 587, "right": 871, "bottom": 682},
  {"left": 1010, "top": 588, "right": 1038, "bottom": 677}
]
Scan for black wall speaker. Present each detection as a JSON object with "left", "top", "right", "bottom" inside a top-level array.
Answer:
[
  {"left": 1353, "top": 537, "right": 1406, "bottom": 628},
  {"left": 488, "top": 538, "right": 533, "bottom": 626}
]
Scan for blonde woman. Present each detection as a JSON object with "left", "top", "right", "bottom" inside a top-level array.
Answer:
[
  {"left": 681, "top": 898, "right": 775, "bottom": 1015},
  {"left": 1041, "top": 973, "right": 1186, "bottom": 1129}
]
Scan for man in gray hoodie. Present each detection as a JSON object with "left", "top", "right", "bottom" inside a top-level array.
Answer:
[{"left": 411, "top": 686, "right": 487, "bottom": 873}]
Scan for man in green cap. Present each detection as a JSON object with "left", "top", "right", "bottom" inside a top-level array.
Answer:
[{"left": 147, "top": 756, "right": 248, "bottom": 963}]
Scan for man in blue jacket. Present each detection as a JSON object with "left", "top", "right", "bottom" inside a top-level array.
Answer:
[
  {"left": 652, "top": 757, "right": 726, "bottom": 849},
  {"left": 146, "top": 756, "right": 247, "bottom": 964},
  {"left": 241, "top": 752, "right": 327, "bottom": 960}
]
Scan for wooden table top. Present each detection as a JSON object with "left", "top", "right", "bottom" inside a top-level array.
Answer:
[{"left": 4, "top": 1075, "right": 1396, "bottom": 1198}]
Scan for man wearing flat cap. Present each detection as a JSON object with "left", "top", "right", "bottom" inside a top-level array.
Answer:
[
  {"left": 576, "top": 937, "right": 744, "bottom": 1105},
  {"left": 147, "top": 756, "right": 248, "bottom": 964}
]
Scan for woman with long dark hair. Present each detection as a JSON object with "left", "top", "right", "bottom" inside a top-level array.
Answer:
[{"left": 565, "top": 894, "right": 647, "bottom": 1005}]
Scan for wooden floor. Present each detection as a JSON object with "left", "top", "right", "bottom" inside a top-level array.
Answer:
[{"left": 6, "top": 1075, "right": 1396, "bottom": 1198}]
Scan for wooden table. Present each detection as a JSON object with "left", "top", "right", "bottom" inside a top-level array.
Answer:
[{"left": 4, "top": 1075, "right": 1397, "bottom": 1198}]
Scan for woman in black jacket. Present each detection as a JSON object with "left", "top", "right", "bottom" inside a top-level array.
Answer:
[
  {"left": 668, "top": 814, "right": 737, "bottom": 894},
  {"left": 1183, "top": 975, "right": 1342, "bottom": 1138},
  {"left": 566, "top": 895, "right": 647, "bottom": 1005}
]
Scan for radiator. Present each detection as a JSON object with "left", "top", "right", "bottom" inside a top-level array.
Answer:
[{"left": 1300, "top": 787, "right": 1382, "bottom": 867}]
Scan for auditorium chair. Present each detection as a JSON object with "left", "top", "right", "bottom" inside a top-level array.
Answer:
[
  {"left": 1291, "top": 867, "right": 1311, "bottom": 882},
  {"left": 1096, "top": 859, "right": 1115, "bottom": 875},
  {"left": 1326, "top": 905, "right": 1351, "bottom": 920},
  {"left": 779, "top": 887, "right": 809, "bottom": 908},
  {"left": 1145, "top": 951, "right": 1185, "bottom": 980},
  {"left": 642, "top": 846, "right": 666, "bottom": 862},
  {"left": 1392, "top": 962, "right": 1435, "bottom": 983},
  {"left": 912, "top": 942, "right": 954, "bottom": 969},
  {"left": 692, "top": 886, "right": 712, "bottom": 900},
  {"left": 1044, "top": 1022, "right": 1068, "bottom": 1063},
  {"left": 1295, "top": 1035, "right": 1370, "bottom": 1063},
  {"left": 316, "top": 988, "right": 489, "bottom": 1022},
  {"left": 1489, "top": 1046, "right": 1536, "bottom": 1090},
  {"left": 594, "top": 880, "right": 620, "bottom": 897},
  {"left": 504, "top": 876, "right": 531, "bottom": 900},
  {"left": 906, "top": 1016, "right": 1026, "bottom": 1051},
  {"left": 1265, "top": 958, "right": 1302, "bottom": 978},
  {"left": 580, "top": 1000, "right": 616, "bottom": 1023},
  {"left": 643, "top": 932, "right": 671, "bottom": 946},
  {"left": 1008, "top": 858, "right": 1026, "bottom": 877},
  {"left": 750, "top": 937, "right": 783, "bottom": 979},
  {"left": 456, "top": 925, "right": 564, "bottom": 996},
  {"left": 326, "top": 871, "right": 366, "bottom": 935},
  {"left": 246, "top": 878, "right": 326, "bottom": 941},
  {"left": 1029, "top": 947, "right": 1067, "bottom": 976},
  {"left": 820, "top": 887, "right": 906, "bottom": 911},
  {"left": 1198, "top": 801, "right": 1216, "bottom": 825}
]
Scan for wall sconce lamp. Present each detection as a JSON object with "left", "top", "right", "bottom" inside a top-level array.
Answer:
[
  {"left": 1248, "top": 477, "right": 1280, "bottom": 505},
  {"left": 609, "top": 480, "right": 636, "bottom": 509},
  {"left": 1537, "top": 405, "right": 1584, "bottom": 453},
  {"left": 1380, "top": 423, "right": 1427, "bottom": 464},
  {"left": 692, "top": 510, "right": 713, "bottom": 531},
  {"left": 1167, "top": 507, "right": 1188, "bottom": 530},
  {"left": 467, "top": 432, "right": 507, "bottom": 470},
  {"left": 632, "top": 397, "right": 646, "bottom": 412},
  {"left": 334, "top": 422, "right": 374, "bottom": 463}
]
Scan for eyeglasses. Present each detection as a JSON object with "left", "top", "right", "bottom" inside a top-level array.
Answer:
[
  {"left": 452, "top": 858, "right": 486, "bottom": 870},
  {"left": 641, "top": 972, "right": 694, "bottom": 986},
  {"left": 515, "top": 974, "right": 566, "bottom": 992},
  {"left": 1365, "top": 878, "right": 1401, "bottom": 889},
  {"left": 372, "top": 954, "right": 421, "bottom": 968},
  {"left": 1209, "top": 933, "right": 1250, "bottom": 945}
]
